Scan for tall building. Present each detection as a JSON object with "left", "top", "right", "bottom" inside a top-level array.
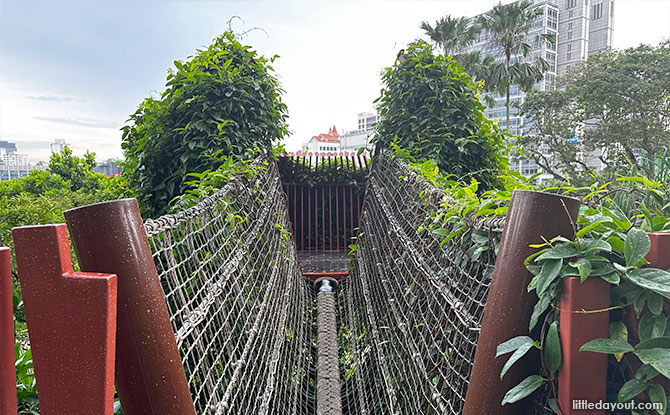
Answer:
[
  {"left": 0, "top": 141, "right": 32, "bottom": 180},
  {"left": 357, "top": 112, "right": 380, "bottom": 132},
  {"left": 50, "top": 139, "right": 68, "bottom": 154},
  {"left": 464, "top": 0, "right": 614, "bottom": 177},
  {"left": 94, "top": 159, "right": 123, "bottom": 176},
  {"left": 557, "top": 0, "right": 614, "bottom": 76}
]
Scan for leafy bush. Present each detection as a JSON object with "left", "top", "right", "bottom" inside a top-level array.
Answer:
[
  {"left": 122, "top": 31, "right": 289, "bottom": 217},
  {"left": 374, "top": 40, "right": 505, "bottom": 190}
]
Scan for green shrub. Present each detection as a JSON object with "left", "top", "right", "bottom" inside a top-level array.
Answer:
[
  {"left": 122, "top": 31, "right": 289, "bottom": 217},
  {"left": 374, "top": 40, "right": 505, "bottom": 190}
]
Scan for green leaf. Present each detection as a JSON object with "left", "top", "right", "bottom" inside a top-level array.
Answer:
[
  {"left": 600, "top": 272, "right": 621, "bottom": 285},
  {"left": 537, "top": 259, "right": 563, "bottom": 296},
  {"left": 545, "top": 321, "right": 561, "bottom": 374},
  {"left": 501, "top": 375, "right": 546, "bottom": 406},
  {"left": 648, "top": 293, "right": 665, "bottom": 315},
  {"left": 636, "top": 337, "right": 670, "bottom": 351},
  {"left": 627, "top": 268, "right": 670, "bottom": 298},
  {"left": 580, "top": 338, "right": 634, "bottom": 354},
  {"left": 609, "top": 321, "right": 629, "bottom": 362},
  {"left": 648, "top": 383, "right": 667, "bottom": 415},
  {"left": 535, "top": 243, "right": 578, "bottom": 261},
  {"left": 635, "top": 364, "right": 659, "bottom": 382},
  {"left": 500, "top": 341, "right": 534, "bottom": 380},
  {"left": 569, "top": 258, "right": 592, "bottom": 282},
  {"left": 529, "top": 295, "right": 551, "bottom": 332},
  {"left": 576, "top": 217, "right": 613, "bottom": 238},
  {"left": 639, "top": 313, "right": 668, "bottom": 342},
  {"left": 624, "top": 228, "right": 651, "bottom": 267},
  {"left": 618, "top": 378, "right": 649, "bottom": 402},
  {"left": 581, "top": 239, "right": 613, "bottom": 254},
  {"left": 636, "top": 348, "right": 670, "bottom": 380},
  {"left": 497, "top": 336, "right": 534, "bottom": 357},
  {"left": 607, "top": 235, "right": 625, "bottom": 254}
]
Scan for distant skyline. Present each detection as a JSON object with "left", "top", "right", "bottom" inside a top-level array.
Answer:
[{"left": 1, "top": 0, "right": 668, "bottom": 163}]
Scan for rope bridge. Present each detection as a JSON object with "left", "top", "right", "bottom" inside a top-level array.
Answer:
[
  {"left": 139, "top": 153, "right": 503, "bottom": 414},
  {"left": 144, "top": 160, "right": 316, "bottom": 414},
  {"left": 8, "top": 149, "right": 606, "bottom": 415},
  {"left": 339, "top": 154, "right": 503, "bottom": 414}
]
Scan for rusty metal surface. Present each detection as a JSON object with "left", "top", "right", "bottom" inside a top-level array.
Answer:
[
  {"left": 12, "top": 224, "right": 117, "bottom": 415},
  {"left": 315, "top": 280, "right": 342, "bottom": 415},
  {"left": 558, "top": 277, "right": 609, "bottom": 415},
  {"left": 463, "top": 190, "right": 581, "bottom": 415},
  {"left": 64, "top": 199, "right": 196, "bottom": 415},
  {"left": 0, "top": 247, "right": 17, "bottom": 415},
  {"left": 282, "top": 183, "right": 366, "bottom": 252}
]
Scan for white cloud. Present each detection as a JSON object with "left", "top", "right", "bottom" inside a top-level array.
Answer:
[{"left": 1, "top": 0, "right": 668, "bottom": 163}]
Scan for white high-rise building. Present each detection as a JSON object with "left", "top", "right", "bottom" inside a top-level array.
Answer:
[
  {"left": 0, "top": 141, "right": 32, "bottom": 180},
  {"left": 463, "top": 0, "right": 614, "bottom": 178},
  {"left": 50, "top": 139, "right": 68, "bottom": 154},
  {"left": 357, "top": 112, "right": 380, "bottom": 132}
]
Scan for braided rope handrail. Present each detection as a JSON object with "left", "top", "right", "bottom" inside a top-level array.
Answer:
[
  {"left": 385, "top": 153, "right": 507, "bottom": 233},
  {"left": 143, "top": 156, "right": 267, "bottom": 236}
]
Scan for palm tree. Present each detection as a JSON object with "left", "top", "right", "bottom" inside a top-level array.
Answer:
[
  {"left": 477, "top": 0, "right": 554, "bottom": 130},
  {"left": 420, "top": 16, "right": 480, "bottom": 57}
]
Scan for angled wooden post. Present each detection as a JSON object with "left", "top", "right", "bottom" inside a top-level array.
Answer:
[
  {"left": 12, "top": 224, "right": 117, "bottom": 415},
  {"left": 65, "top": 199, "right": 196, "bottom": 415},
  {"left": 464, "top": 190, "right": 581, "bottom": 415},
  {"left": 0, "top": 247, "right": 17, "bottom": 415}
]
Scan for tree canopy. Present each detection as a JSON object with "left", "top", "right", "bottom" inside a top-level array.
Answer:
[
  {"left": 121, "top": 31, "right": 289, "bottom": 216},
  {"left": 421, "top": 1, "right": 553, "bottom": 129},
  {"left": 520, "top": 41, "right": 670, "bottom": 182},
  {"left": 373, "top": 41, "right": 505, "bottom": 189}
]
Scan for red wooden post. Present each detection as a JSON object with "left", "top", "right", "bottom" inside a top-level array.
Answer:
[
  {"left": 558, "top": 277, "right": 610, "bottom": 415},
  {"left": 647, "top": 232, "right": 670, "bottom": 269},
  {"left": 0, "top": 247, "right": 17, "bottom": 415},
  {"left": 64, "top": 199, "right": 196, "bottom": 415},
  {"left": 12, "top": 224, "right": 117, "bottom": 415},
  {"left": 464, "top": 190, "right": 581, "bottom": 415}
]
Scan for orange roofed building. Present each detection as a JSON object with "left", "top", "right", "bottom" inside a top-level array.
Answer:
[{"left": 301, "top": 126, "right": 341, "bottom": 153}]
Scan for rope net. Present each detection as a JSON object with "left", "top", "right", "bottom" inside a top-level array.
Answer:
[
  {"left": 139, "top": 152, "right": 505, "bottom": 415},
  {"left": 144, "top": 157, "right": 316, "bottom": 415},
  {"left": 338, "top": 153, "right": 504, "bottom": 415}
]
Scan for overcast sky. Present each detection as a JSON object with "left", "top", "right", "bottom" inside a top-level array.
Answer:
[{"left": 1, "top": 0, "right": 669, "bottom": 163}]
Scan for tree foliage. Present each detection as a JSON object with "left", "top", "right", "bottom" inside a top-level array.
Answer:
[
  {"left": 521, "top": 41, "right": 670, "bottom": 182},
  {"left": 421, "top": 1, "right": 553, "bottom": 128},
  {"left": 374, "top": 41, "right": 505, "bottom": 189},
  {"left": 48, "top": 146, "right": 98, "bottom": 191},
  {"left": 419, "top": 16, "right": 480, "bottom": 57},
  {"left": 477, "top": 0, "right": 552, "bottom": 129},
  {"left": 122, "top": 31, "right": 289, "bottom": 217}
]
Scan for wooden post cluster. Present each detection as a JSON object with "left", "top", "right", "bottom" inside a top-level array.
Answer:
[
  {"left": 464, "top": 190, "right": 581, "bottom": 415},
  {"left": 12, "top": 225, "right": 117, "bottom": 414},
  {"left": 0, "top": 247, "right": 16, "bottom": 414}
]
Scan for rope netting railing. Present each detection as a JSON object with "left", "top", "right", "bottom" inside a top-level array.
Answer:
[
  {"left": 338, "top": 153, "right": 505, "bottom": 415},
  {"left": 143, "top": 157, "right": 317, "bottom": 415}
]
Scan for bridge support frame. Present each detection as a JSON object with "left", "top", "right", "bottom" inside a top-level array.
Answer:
[
  {"left": 12, "top": 224, "right": 117, "bottom": 415},
  {"left": 464, "top": 190, "right": 581, "bottom": 415},
  {"left": 65, "top": 199, "right": 196, "bottom": 415}
]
